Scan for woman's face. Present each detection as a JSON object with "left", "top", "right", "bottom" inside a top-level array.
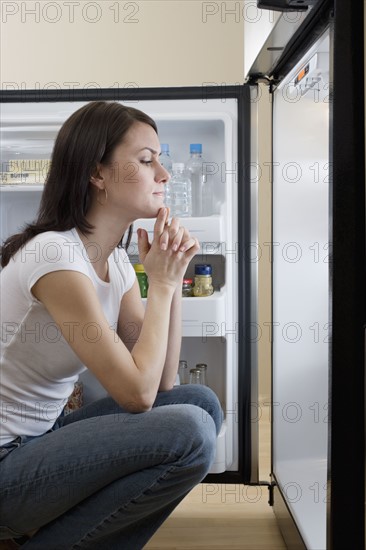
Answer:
[{"left": 100, "top": 121, "right": 170, "bottom": 221}]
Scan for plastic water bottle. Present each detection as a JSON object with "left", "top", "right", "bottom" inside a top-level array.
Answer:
[
  {"left": 164, "top": 163, "right": 192, "bottom": 217},
  {"left": 186, "top": 143, "right": 212, "bottom": 217},
  {"left": 159, "top": 143, "right": 173, "bottom": 174}
]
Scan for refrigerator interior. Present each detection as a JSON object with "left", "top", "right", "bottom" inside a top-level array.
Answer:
[
  {"left": 0, "top": 98, "right": 239, "bottom": 474},
  {"left": 272, "top": 29, "right": 330, "bottom": 549}
]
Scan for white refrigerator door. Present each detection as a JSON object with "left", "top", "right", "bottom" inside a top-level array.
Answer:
[{"left": 271, "top": 29, "right": 330, "bottom": 550}]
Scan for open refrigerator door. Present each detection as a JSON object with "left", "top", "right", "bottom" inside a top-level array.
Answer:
[{"left": 245, "top": 0, "right": 365, "bottom": 547}]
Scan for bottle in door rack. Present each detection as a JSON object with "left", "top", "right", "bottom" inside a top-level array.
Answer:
[
  {"left": 189, "top": 363, "right": 208, "bottom": 386},
  {"left": 185, "top": 143, "right": 213, "bottom": 216},
  {"left": 178, "top": 360, "right": 189, "bottom": 384},
  {"left": 164, "top": 163, "right": 192, "bottom": 217},
  {"left": 159, "top": 143, "right": 173, "bottom": 174}
]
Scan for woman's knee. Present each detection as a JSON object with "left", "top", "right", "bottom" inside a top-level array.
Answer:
[
  {"left": 165, "top": 385, "right": 223, "bottom": 435},
  {"left": 168, "top": 404, "right": 217, "bottom": 475}
]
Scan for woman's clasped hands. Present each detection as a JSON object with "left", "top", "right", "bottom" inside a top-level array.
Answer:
[{"left": 137, "top": 207, "right": 200, "bottom": 290}]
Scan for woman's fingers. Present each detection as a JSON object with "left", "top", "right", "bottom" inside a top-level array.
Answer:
[
  {"left": 154, "top": 211, "right": 199, "bottom": 257},
  {"left": 180, "top": 237, "right": 200, "bottom": 256},
  {"left": 159, "top": 226, "right": 170, "bottom": 250},
  {"left": 153, "top": 207, "right": 169, "bottom": 241},
  {"left": 159, "top": 216, "right": 180, "bottom": 251},
  {"left": 171, "top": 227, "right": 185, "bottom": 251}
]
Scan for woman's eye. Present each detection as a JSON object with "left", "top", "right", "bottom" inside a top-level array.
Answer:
[{"left": 140, "top": 160, "right": 153, "bottom": 165}]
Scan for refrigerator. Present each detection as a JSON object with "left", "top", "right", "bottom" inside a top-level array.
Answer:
[
  {"left": 0, "top": 0, "right": 364, "bottom": 548},
  {"left": 246, "top": 0, "right": 365, "bottom": 549}
]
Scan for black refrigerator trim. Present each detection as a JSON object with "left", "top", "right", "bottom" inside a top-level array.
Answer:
[
  {"left": 327, "top": 0, "right": 365, "bottom": 548},
  {"left": 0, "top": 85, "right": 244, "bottom": 104},
  {"left": 0, "top": 85, "right": 256, "bottom": 485}
]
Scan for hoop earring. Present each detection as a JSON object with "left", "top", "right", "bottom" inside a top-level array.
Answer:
[{"left": 97, "top": 187, "right": 108, "bottom": 206}]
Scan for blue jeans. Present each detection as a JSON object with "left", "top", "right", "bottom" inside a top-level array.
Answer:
[{"left": 0, "top": 385, "right": 222, "bottom": 549}]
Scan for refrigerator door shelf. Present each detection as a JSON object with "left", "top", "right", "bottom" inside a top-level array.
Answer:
[
  {"left": 141, "top": 288, "right": 227, "bottom": 338},
  {"left": 209, "top": 419, "right": 228, "bottom": 474},
  {"left": 131, "top": 215, "right": 225, "bottom": 250},
  {"left": 182, "top": 289, "right": 226, "bottom": 337}
]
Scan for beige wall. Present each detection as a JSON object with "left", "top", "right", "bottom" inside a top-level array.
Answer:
[{"left": 1, "top": 0, "right": 244, "bottom": 88}]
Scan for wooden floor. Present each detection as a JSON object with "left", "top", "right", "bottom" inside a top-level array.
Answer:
[{"left": 145, "top": 416, "right": 287, "bottom": 550}]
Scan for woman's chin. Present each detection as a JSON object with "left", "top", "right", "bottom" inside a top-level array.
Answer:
[{"left": 139, "top": 207, "right": 164, "bottom": 220}]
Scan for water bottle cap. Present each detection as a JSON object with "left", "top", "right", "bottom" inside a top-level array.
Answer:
[
  {"left": 133, "top": 263, "right": 145, "bottom": 273},
  {"left": 195, "top": 264, "right": 212, "bottom": 275},
  {"left": 172, "top": 162, "right": 185, "bottom": 171},
  {"left": 190, "top": 143, "right": 202, "bottom": 154},
  {"left": 161, "top": 143, "right": 169, "bottom": 153}
]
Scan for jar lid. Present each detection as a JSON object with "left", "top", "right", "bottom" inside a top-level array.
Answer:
[
  {"left": 195, "top": 264, "right": 212, "bottom": 275},
  {"left": 183, "top": 278, "right": 193, "bottom": 284},
  {"left": 133, "top": 263, "right": 145, "bottom": 273}
]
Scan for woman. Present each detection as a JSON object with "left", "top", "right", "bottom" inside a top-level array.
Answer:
[{"left": 0, "top": 101, "right": 222, "bottom": 549}]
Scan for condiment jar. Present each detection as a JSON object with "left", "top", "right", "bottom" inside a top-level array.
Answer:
[
  {"left": 182, "top": 278, "right": 194, "bottom": 297},
  {"left": 133, "top": 263, "right": 148, "bottom": 298},
  {"left": 193, "top": 264, "right": 214, "bottom": 297}
]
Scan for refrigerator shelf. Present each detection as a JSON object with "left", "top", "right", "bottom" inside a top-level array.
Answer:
[{"left": 0, "top": 184, "right": 45, "bottom": 191}]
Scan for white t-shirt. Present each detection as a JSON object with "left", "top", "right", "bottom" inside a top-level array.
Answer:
[{"left": 0, "top": 229, "right": 136, "bottom": 445}]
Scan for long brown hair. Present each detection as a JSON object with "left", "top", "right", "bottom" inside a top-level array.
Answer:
[{"left": 1, "top": 101, "right": 157, "bottom": 267}]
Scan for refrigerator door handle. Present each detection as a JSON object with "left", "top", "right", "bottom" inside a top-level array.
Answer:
[{"left": 257, "top": 0, "right": 310, "bottom": 11}]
